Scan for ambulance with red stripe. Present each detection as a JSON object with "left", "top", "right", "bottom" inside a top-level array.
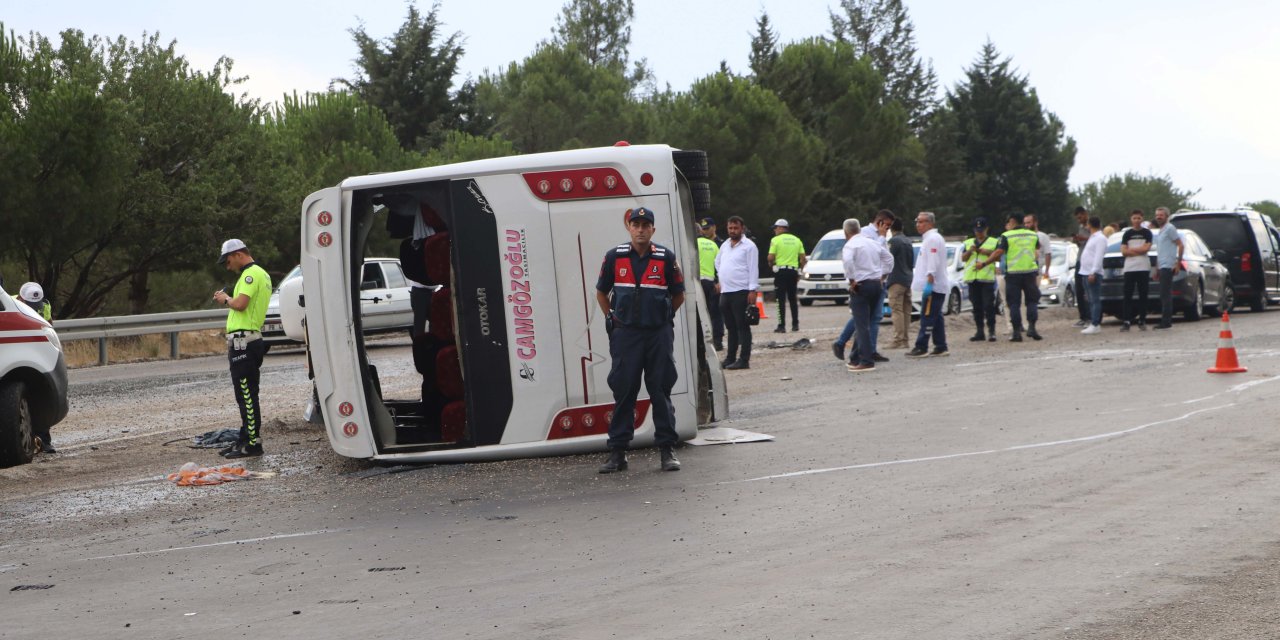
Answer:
[
  {"left": 0, "top": 284, "right": 68, "bottom": 467},
  {"left": 283, "top": 143, "right": 727, "bottom": 463}
]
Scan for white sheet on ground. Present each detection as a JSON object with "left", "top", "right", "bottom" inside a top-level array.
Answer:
[{"left": 687, "top": 427, "right": 775, "bottom": 446}]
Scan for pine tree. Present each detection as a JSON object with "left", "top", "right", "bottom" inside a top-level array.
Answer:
[
  {"left": 930, "top": 41, "right": 1076, "bottom": 231},
  {"left": 338, "top": 3, "right": 472, "bottom": 152},
  {"left": 830, "top": 0, "right": 938, "bottom": 131},
  {"left": 550, "top": 0, "right": 649, "bottom": 85},
  {"left": 748, "top": 12, "right": 780, "bottom": 84}
]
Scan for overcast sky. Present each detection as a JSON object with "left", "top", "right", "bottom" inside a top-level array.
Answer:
[{"left": 7, "top": 0, "right": 1278, "bottom": 208}]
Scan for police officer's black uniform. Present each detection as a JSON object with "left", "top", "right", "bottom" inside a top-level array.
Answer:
[{"left": 595, "top": 209, "right": 686, "bottom": 473}]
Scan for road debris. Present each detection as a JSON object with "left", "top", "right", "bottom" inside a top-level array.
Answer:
[{"left": 166, "top": 462, "right": 276, "bottom": 486}]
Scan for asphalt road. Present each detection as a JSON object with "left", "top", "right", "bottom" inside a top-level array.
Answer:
[{"left": 3, "top": 305, "right": 1280, "bottom": 639}]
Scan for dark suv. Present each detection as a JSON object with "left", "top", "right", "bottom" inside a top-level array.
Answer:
[{"left": 1169, "top": 208, "right": 1280, "bottom": 311}]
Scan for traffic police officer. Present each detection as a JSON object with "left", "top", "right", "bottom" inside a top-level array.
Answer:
[
  {"left": 595, "top": 207, "right": 686, "bottom": 473},
  {"left": 14, "top": 282, "right": 52, "bottom": 321},
  {"left": 960, "top": 218, "right": 999, "bottom": 342},
  {"left": 696, "top": 218, "right": 723, "bottom": 350},
  {"left": 767, "top": 219, "right": 807, "bottom": 332},
  {"left": 212, "top": 239, "right": 272, "bottom": 458},
  {"left": 979, "top": 214, "right": 1042, "bottom": 342}
]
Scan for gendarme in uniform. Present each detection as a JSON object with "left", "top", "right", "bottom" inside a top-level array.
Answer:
[
  {"left": 594, "top": 207, "right": 686, "bottom": 473},
  {"left": 214, "top": 239, "right": 272, "bottom": 458}
]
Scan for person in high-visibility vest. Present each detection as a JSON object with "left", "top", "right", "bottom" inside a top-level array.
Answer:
[
  {"left": 212, "top": 239, "right": 272, "bottom": 459},
  {"left": 696, "top": 218, "right": 724, "bottom": 350},
  {"left": 979, "top": 213, "right": 1042, "bottom": 342},
  {"left": 14, "top": 282, "right": 52, "bottom": 322},
  {"left": 961, "top": 218, "right": 999, "bottom": 342},
  {"left": 767, "top": 219, "right": 807, "bottom": 333}
]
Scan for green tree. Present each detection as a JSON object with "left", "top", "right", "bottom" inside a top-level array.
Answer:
[
  {"left": 104, "top": 35, "right": 266, "bottom": 313},
  {"left": 0, "top": 27, "right": 262, "bottom": 317},
  {"left": 263, "top": 91, "right": 418, "bottom": 263},
  {"left": 476, "top": 43, "right": 652, "bottom": 153},
  {"left": 550, "top": 0, "right": 645, "bottom": 81},
  {"left": 651, "top": 72, "right": 822, "bottom": 239},
  {"left": 1246, "top": 200, "right": 1280, "bottom": 221},
  {"left": 829, "top": 0, "right": 938, "bottom": 131},
  {"left": 339, "top": 2, "right": 471, "bottom": 151},
  {"left": 766, "top": 38, "right": 917, "bottom": 225},
  {"left": 747, "top": 12, "right": 780, "bottom": 83},
  {"left": 928, "top": 41, "right": 1076, "bottom": 233},
  {"left": 1075, "top": 172, "right": 1199, "bottom": 228},
  {"left": 420, "top": 130, "right": 516, "bottom": 166}
]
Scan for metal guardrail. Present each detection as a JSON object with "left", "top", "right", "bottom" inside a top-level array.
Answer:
[
  {"left": 51, "top": 279, "right": 777, "bottom": 367},
  {"left": 54, "top": 309, "right": 229, "bottom": 366}
]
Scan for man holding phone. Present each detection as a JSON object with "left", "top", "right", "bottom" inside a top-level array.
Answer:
[{"left": 212, "top": 239, "right": 272, "bottom": 459}]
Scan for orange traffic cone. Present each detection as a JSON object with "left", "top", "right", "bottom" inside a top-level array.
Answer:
[
  {"left": 1207, "top": 311, "right": 1247, "bottom": 373},
  {"left": 756, "top": 298, "right": 768, "bottom": 319}
]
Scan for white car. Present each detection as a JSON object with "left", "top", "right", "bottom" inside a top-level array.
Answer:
[
  {"left": 1040, "top": 240, "right": 1079, "bottom": 306},
  {"left": 0, "top": 284, "right": 68, "bottom": 467},
  {"left": 797, "top": 229, "right": 849, "bottom": 306},
  {"left": 262, "top": 258, "right": 418, "bottom": 346}
]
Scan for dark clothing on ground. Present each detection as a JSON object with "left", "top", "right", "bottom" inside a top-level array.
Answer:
[
  {"left": 720, "top": 291, "right": 752, "bottom": 364},
  {"left": 1005, "top": 272, "right": 1040, "bottom": 331},
  {"left": 774, "top": 268, "right": 799, "bottom": 327}
]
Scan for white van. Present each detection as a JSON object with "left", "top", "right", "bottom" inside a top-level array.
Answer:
[
  {"left": 797, "top": 229, "right": 849, "bottom": 306},
  {"left": 284, "top": 144, "right": 727, "bottom": 463}
]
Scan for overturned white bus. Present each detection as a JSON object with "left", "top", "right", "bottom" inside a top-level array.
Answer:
[{"left": 282, "top": 144, "right": 727, "bottom": 463}]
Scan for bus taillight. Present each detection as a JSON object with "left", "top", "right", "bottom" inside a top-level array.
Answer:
[{"left": 522, "top": 168, "right": 632, "bottom": 202}]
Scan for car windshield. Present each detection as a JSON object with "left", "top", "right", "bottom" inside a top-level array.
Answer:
[
  {"left": 810, "top": 238, "right": 845, "bottom": 260},
  {"left": 277, "top": 265, "right": 303, "bottom": 291},
  {"left": 1174, "top": 217, "right": 1249, "bottom": 252},
  {"left": 1051, "top": 245, "right": 1068, "bottom": 266}
]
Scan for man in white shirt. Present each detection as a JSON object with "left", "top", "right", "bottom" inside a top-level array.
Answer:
[
  {"left": 714, "top": 215, "right": 759, "bottom": 370},
  {"left": 1078, "top": 216, "right": 1106, "bottom": 334},
  {"left": 908, "top": 211, "right": 950, "bottom": 358},
  {"left": 842, "top": 218, "right": 894, "bottom": 372}
]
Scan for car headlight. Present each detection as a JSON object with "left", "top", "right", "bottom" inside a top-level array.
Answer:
[{"left": 45, "top": 327, "right": 62, "bottom": 352}]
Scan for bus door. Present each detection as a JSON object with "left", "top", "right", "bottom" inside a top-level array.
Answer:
[{"left": 549, "top": 196, "right": 690, "bottom": 417}]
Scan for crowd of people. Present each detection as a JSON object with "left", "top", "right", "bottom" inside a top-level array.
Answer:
[{"left": 694, "top": 204, "right": 1190, "bottom": 375}]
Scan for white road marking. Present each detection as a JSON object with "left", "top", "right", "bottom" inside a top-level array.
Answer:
[
  {"left": 83, "top": 529, "right": 343, "bottom": 561},
  {"left": 727, "top": 404, "right": 1235, "bottom": 484}
]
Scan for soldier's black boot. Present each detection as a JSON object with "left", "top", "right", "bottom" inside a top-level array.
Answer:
[
  {"left": 598, "top": 449, "right": 628, "bottom": 473},
  {"left": 1010, "top": 327, "right": 1023, "bottom": 342},
  {"left": 660, "top": 446, "right": 681, "bottom": 472},
  {"left": 1026, "top": 322, "right": 1043, "bottom": 341}
]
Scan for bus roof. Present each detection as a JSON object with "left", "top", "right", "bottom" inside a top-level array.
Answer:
[{"left": 339, "top": 143, "right": 682, "bottom": 191}]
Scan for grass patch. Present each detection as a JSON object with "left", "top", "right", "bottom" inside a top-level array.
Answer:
[{"left": 63, "top": 330, "right": 228, "bottom": 368}]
